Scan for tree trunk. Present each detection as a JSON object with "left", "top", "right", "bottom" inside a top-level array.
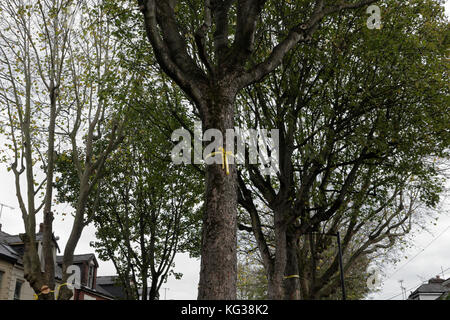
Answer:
[
  {"left": 21, "top": 234, "right": 49, "bottom": 299},
  {"left": 42, "top": 85, "right": 58, "bottom": 299},
  {"left": 283, "top": 228, "right": 300, "bottom": 300},
  {"left": 149, "top": 278, "right": 158, "bottom": 300},
  {"left": 141, "top": 278, "right": 148, "bottom": 301},
  {"left": 197, "top": 89, "right": 237, "bottom": 300},
  {"left": 57, "top": 182, "right": 90, "bottom": 300},
  {"left": 267, "top": 210, "right": 287, "bottom": 299}
]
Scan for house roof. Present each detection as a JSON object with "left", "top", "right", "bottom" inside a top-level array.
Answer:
[
  {"left": 76, "top": 283, "right": 115, "bottom": 300},
  {"left": 0, "top": 231, "right": 23, "bottom": 263},
  {"left": 56, "top": 253, "right": 99, "bottom": 268},
  {"left": 96, "top": 276, "right": 127, "bottom": 300},
  {"left": 0, "top": 242, "right": 20, "bottom": 262},
  {"left": 56, "top": 253, "right": 92, "bottom": 264},
  {"left": 408, "top": 277, "right": 450, "bottom": 299},
  {"left": 0, "top": 230, "right": 45, "bottom": 243},
  {"left": 96, "top": 276, "right": 118, "bottom": 285},
  {"left": 1, "top": 228, "right": 123, "bottom": 299},
  {"left": 94, "top": 284, "right": 116, "bottom": 298},
  {"left": 0, "top": 229, "right": 59, "bottom": 252},
  {"left": 0, "top": 229, "right": 63, "bottom": 264},
  {"left": 412, "top": 283, "right": 450, "bottom": 293},
  {"left": 443, "top": 279, "right": 450, "bottom": 287}
]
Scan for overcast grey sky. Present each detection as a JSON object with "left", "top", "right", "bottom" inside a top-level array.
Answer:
[{"left": 0, "top": 2, "right": 448, "bottom": 301}]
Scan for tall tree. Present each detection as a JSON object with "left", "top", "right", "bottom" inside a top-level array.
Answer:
[
  {"left": 135, "top": 0, "right": 378, "bottom": 299},
  {"left": 0, "top": 0, "right": 81, "bottom": 299},
  {"left": 235, "top": 0, "right": 449, "bottom": 299},
  {"left": 0, "top": 0, "right": 128, "bottom": 299},
  {"left": 55, "top": 104, "right": 203, "bottom": 300},
  {"left": 55, "top": 0, "right": 129, "bottom": 300}
]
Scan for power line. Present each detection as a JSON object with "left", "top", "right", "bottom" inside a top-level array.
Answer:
[
  {"left": 385, "top": 283, "right": 422, "bottom": 300},
  {"left": 386, "top": 225, "right": 450, "bottom": 280},
  {"left": 384, "top": 267, "right": 450, "bottom": 300},
  {"left": 379, "top": 225, "right": 450, "bottom": 300},
  {"left": 385, "top": 267, "right": 450, "bottom": 300}
]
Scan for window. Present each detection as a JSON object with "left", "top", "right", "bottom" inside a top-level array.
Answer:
[
  {"left": 14, "top": 280, "right": 23, "bottom": 300},
  {"left": 87, "top": 265, "right": 94, "bottom": 288}
]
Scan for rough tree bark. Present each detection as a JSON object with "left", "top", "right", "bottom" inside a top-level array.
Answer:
[
  {"left": 138, "top": 0, "right": 378, "bottom": 299},
  {"left": 283, "top": 228, "right": 301, "bottom": 300},
  {"left": 198, "top": 89, "right": 238, "bottom": 299}
]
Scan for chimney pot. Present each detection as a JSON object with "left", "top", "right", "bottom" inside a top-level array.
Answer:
[{"left": 39, "top": 223, "right": 44, "bottom": 233}]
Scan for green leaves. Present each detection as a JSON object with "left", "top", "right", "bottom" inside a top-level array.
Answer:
[{"left": 233, "top": 0, "right": 449, "bottom": 299}]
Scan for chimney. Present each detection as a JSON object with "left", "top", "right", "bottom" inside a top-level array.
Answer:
[
  {"left": 429, "top": 275, "right": 444, "bottom": 284},
  {"left": 39, "top": 223, "right": 44, "bottom": 233},
  {"left": 0, "top": 223, "right": 2, "bottom": 231}
]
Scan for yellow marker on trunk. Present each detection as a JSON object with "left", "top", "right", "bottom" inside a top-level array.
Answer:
[{"left": 205, "top": 147, "right": 234, "bottom": 175}]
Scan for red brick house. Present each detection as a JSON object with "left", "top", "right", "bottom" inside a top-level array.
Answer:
[
  {"left": 56, "top": 254, "right": 117, "bottom": 300},
  {"left": 0, "top": 224, "right": 126, "bottom": 300}
]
